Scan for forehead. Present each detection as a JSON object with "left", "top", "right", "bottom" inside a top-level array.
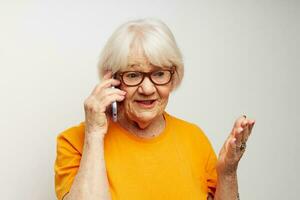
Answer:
[
  {"left": 125, "top": 64, "right": 162, "bottom": 73},
  {"left": 127, "top": 55, "right": 149, "bottom": 66},
  {"left": 128, "top": 44, "right": 148, "bottom": 64},
  {"left": 127, "top": 47, "right": 160, "bottom": 71}
]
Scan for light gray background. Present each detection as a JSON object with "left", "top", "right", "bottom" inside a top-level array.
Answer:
[{"left": 0, "top": 0, "right": 299, "bottom": 199}]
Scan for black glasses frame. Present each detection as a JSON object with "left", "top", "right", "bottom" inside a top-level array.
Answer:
[{"left": 117, "top": 68, "right": 175, "bottom": 87}]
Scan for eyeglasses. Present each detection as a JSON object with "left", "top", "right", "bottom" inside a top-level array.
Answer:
[{"left": 117, "top": 68, "right": 175, "bottom": 87}]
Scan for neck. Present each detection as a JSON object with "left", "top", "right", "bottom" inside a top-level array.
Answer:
[{"left": 117, "top": 112, "right": 165, "bottom": 139}]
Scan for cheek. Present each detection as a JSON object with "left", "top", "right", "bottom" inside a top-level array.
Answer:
[
  {"left": 120, "top": 85, "right": 172, "bottom": 115},
  {"left": 157, "top": 87, "right": 172, "bottom": 106},
  {"left": 149, "top": 88, "right": 170, "bottom": 117},
  {"left": 120, "top": 85, "right": 134, "bottom": 100},
  {"left": 120, "top": 87, "right": 136, "bottom": 109}
]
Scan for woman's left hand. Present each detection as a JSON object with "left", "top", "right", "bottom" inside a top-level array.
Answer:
[{"left": 216, "top": 115, "right": 255, "bottom": 176}]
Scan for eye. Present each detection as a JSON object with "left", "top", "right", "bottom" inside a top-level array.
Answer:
[
  {"left": 152, "top": 71, "right": 166, "bottom": 77},
  {"left": 125, "top": 72, "right": 141, "bottom": 78}
]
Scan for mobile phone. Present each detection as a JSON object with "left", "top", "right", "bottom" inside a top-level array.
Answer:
[{"left": 111, "top": 75, "right": 117, "bottom": 122}]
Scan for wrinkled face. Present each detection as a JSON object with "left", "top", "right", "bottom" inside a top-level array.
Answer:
[{"left": 118, "top": 48, "right": 173, "bottom": 126}]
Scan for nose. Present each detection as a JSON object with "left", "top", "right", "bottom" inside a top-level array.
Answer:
[{"left": 138, "top": 76, "right": 156, "bottom": 95}]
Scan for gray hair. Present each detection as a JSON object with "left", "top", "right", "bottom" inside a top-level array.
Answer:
[{"left": 97, "top": 18, "right": 184, "bottom": 89}]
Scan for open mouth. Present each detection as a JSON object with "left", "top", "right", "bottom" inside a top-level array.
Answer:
[{"left": 135, "top": 100, "right": 157, "bottom": 108}]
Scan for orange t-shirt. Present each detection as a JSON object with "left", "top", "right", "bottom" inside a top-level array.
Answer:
[{"left": 54, "top": 112, "right": 217, "bottom": 200}]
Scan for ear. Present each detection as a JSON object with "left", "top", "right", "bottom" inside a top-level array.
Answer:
[{"left": 170, "top": 75, "right": 178, "bottom": 91}]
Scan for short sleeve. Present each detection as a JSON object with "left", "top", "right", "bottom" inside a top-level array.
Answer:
[
  {"left": 205, "top": 148, "right": 218, "bottom": 196},
  {"left": 54, "top": 134, "right": 82, "bottom": 200}
]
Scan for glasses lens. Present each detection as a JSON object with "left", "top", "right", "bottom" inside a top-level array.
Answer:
[
  {"left": 151, "top": 70, "right": 172, "bottom": 85},
  {"left": 122, "top": 71, "right": 143, "bottom": 86}
]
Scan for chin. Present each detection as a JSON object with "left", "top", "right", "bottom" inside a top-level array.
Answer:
[
  {"left": 122, "top": 100, "right": 167, "bottom": 127},
  {"left": 133, "top": 110, "right": 160, "bottom": 123}
]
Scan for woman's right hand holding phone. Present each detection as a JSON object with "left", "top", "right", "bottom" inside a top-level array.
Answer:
[{"left": 83, "top": 71, "right": 126, "bottom": 139}]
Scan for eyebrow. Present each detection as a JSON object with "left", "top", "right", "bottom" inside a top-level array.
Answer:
[{"left": 127, "top": 63, "right": 167, "bottom": 70}]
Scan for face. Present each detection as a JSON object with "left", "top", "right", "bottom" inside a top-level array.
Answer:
[{"left": 118, "top": 48, "right": 173, "bottom": 127}]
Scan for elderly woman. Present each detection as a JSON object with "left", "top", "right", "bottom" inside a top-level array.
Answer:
[{"left": 55, "top": 19, "right": 255, "bottom": 200}]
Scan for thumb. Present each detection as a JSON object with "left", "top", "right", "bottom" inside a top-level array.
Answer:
[{"left": 226, "top": 138, "right": 237, "bottom": 159}]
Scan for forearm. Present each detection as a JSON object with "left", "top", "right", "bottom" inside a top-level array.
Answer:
[
  {"left": 64, "top": 134, "right": 111, "bottom": 200},
  {"left": 214, "top": 173, "right": 239, "bottom": 200}
]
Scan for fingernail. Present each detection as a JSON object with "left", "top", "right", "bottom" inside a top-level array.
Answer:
[
  {"left": 231, "top": 138, "right": 236, "bottom": 145},
  {"left": 238, "top": 127, "right": 243, "bottom": 133}
]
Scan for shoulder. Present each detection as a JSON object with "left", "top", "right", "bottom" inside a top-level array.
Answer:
[
  {"left": 165, "top": 112, "right": 213, "bottom": 146},
  {"left": 56, "top": 122, "right": 85, "bottom": 154},
  {"left": 165, "top": 112, "right": 205, "bottom": 135},
  {"left": 165, "top": 113, "right": 198, "bottom": 128}
]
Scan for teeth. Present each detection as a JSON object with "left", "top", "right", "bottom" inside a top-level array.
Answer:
[
  {"left": 142, "top": 101, "right": 152, "bottom": 104},
  {"left": 137, "top": 100, "right": 154, "bottom": 104}
]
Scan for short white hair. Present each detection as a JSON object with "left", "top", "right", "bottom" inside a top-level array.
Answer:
[{"left": 97, "top": 18, "right": 184, "bottom": 89}]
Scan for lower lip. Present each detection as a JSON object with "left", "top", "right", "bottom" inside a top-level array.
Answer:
[{"left": 135, "top": 100, "right": 157, "bottom": 109}]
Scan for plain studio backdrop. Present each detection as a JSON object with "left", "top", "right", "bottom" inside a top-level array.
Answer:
[{"left": 0, "top": 0, "right": 299, "bottom": 199}]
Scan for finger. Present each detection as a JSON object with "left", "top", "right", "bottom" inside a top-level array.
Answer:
[
  {"left": 101, "top": 94, "right": 125, "bottom": 108},
  {"left": 233, "top": 127, "right": 244, "bottom": 149},
  {"left": 91, "top": 79, "right": 121, "bottom": 96},
  {"left": 99, "top": 87, "right": 126, "bottom": 98},
  {"left": 235, "top": 115, "right": 247, "bottom": 127},
  {"left": 232, "top": 115, "right": 247, "bottom": 134},
  {"left": 102, "top": 79, "right": 121, "bottom": 88},
  {"left": 245, "top": 120, "right": 255, "bottom": 141},
  {"left": 103, "top": 70, "right": 113, "bottom": 80},
  {"left": 241, "top": 118, "right": 248, "bottom": 129},
  {"left": 241, "top": 119, "right": 250, "bottom": 142},
  {"left": 249, "top": 119, "right": 256, "bottom": 133},
  {"left": 226, "top": 137, "right": 237, "bottom": 159},
  {"left": 98, "top": 89, "right": 126, "bottom": 104},
  {"left": 242, "top": 119, "right": 256, "bottom": 142}
]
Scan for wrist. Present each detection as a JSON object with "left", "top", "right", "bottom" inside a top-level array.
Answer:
[
  {"left": 216, "top": 163, "right": 238, "bottom": 177},
  {"left": 85, "top": 126, "right": 106, "bottom": 137},
  {"left": 84, "top": 131, "right": 105, "bottom": 145},
  {"left": 217, "top": 171, "right": 237, "bottom": 182}
]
